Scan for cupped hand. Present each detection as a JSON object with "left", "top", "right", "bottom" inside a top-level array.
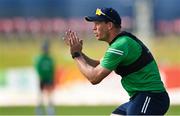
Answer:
[{"left": 64, "top": 29, "right": 83, "bottom": 54}]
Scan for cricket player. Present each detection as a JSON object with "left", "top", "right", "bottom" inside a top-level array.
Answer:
[
  {"left": 34, "top": 40, "right": 55, "bottom": 115},
  {"left": 64, "top": 7, "right": 170, "bottom": 115}
]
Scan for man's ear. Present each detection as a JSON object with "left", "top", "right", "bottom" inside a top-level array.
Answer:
[{"left": 107, "top": 22, "right": 113, "bottom": 30}]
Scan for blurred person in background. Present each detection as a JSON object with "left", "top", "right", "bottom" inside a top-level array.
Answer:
[
  {"left": 64, "top": 7, "right": 170, "bottom": 115},
  {"left": 34, "top": 39, "right": 55, "bottom": 115}
]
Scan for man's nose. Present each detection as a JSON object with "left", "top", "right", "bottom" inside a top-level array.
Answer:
[{"left": 93, "top": 25, "right": 96, "bottom": 31}]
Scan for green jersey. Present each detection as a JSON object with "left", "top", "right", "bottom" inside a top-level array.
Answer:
[
  {"left": 100, "top": 31, "right": 165, "bottom": 97},
  {"left": 35, "top": 54, "right": 55, "bottom": 82}
]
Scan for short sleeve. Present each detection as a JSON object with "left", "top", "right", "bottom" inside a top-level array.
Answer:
[{"left": 100, "top": 39, "right": 128, "bottom": 70}]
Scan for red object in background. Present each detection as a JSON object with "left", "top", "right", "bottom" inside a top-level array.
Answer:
[
  {"left": 54, "top": 65, "right": 180, "bottom": 90},
  {"left": 160, "top": 65, "right": 180, "bottom": 89}
]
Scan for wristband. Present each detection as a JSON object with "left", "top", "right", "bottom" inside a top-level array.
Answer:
[{"left": 72, "top": 52, "right": 81, "bottom": 59}]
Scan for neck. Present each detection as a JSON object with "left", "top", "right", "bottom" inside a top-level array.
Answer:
[{"left": 107, "top": 29, "right": 121, "bottom": 44}]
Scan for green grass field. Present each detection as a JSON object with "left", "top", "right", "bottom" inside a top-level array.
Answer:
[
  {"left": 0, "top": 105, "right": 180, "bottom": 115},
  {"left": 0, "top": 35, "right": 180, "bottom": 69},
  {"left": 0, "top": 35, "right": 108, "bottom": 69},
  {"left": 0, "top": 36, "right": 180, "bottom": 69}
]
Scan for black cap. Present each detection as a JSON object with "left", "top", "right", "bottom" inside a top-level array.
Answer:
[{"left": 85, "top": 8, "right": 121, "bottom": 25}]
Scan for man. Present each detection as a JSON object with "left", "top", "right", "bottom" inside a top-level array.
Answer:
[
  {"left": 64, "top": 8, "right": 170, "bottom": 115},
  {"left": 34, "top": 40, "right": 55, "bottom": 115}
]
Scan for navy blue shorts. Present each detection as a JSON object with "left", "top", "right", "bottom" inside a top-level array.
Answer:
[
  {"left": 112, "top": 91, "right": 170, "bottom": 115},
  {"left": 40, "top": 79, "right": 53, "bottom": 90}
]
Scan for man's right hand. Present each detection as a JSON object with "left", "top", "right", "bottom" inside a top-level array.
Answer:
[{"left": 64, "top": 29, "right": 83, "bottom": 54}]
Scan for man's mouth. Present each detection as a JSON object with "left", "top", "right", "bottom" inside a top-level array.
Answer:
[{"left": 94, "top": 33, "right": 98, "bottom": 37}]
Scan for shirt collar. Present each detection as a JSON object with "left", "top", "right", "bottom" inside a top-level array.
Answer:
[{"left": 109, "top": 31, "right": 125, "bottom": 45}]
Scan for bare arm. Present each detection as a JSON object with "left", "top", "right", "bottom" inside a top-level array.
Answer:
[
  {"left": 81, "top": 52, "right": 100, "bottom": 67},
  {"left": 74, "top": 55, "right": 111, "bottom": 85}
]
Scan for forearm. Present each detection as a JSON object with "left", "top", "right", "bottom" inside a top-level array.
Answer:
[
  {"left": 81, "top": 52, "right": 100, "bottom": 67},
  {"left": 73, "top": 56, "right": 102, "bottom": 85}
]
